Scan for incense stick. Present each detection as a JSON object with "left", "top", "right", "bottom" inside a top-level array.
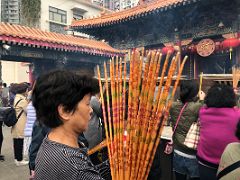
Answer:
[
  {"left": 97, "top": 65, "right": 115, "bottom": 180},
  {"left": 144, "top": 56, "right": 188, "bottom": 179},
  {"left": 97, "top": 51, "right": 187, "bottom": 180}
]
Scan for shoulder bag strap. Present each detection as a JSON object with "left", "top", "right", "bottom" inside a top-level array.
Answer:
[
  {"left": 217, "top": 160, "right": 240, "bottom": 179},
  {"left": 14, "top": 99, "right": 23, "bottom": 108},
  {"left": 172, "top": 103, "right": 188, "bottom": 136},
  {"left": 14, "top": 99, "right": 24, "bottom": 120}
]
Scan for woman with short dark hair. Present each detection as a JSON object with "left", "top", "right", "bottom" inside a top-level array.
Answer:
[
  {"left": 197, "top": 84, "right": 240, "bottom": 180},
  {"left": 32, "top": 70, "right": 102, "bottom": 180}
]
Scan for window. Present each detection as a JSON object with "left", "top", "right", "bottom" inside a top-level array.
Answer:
[
  {"left": 49, "top": 6, "right": 67, "bottom": 24},
  {"left": 49, "top": 22, "right": 66, "bottom": 34},
  {"left": 73, "top": 12, "right": 83, "bottom": 20}
]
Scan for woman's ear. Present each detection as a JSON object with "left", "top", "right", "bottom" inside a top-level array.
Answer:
[{"left": 58, "top": 104, "right": 71, "bottom": 122}]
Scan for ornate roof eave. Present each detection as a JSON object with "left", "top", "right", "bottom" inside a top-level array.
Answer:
[
  {"left": 70, "top": 0, "right": 200, "bottom": 30},
  {"left": 0, "top": 23, "right": 123, "bottom": 57}
]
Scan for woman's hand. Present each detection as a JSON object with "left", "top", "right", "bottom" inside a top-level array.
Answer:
[{"left": 198, "top": 91, "right": 206, "bottom": 101}]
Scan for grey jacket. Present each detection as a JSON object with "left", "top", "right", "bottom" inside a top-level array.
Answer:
[{"left": 84, "top": 96, "right": 103, "bottom": 149}]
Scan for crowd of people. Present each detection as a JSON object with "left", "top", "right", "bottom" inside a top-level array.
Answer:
[
  {"left": 170, "top": 81, "right": 240, "bottom": 180},
  {"left": 0, "top": 70, "right": 240, "bottom": 180}
]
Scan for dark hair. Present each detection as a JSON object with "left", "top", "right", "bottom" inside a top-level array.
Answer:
[
  {"left": 32, "top": 70, "right": 98, "bottom": 128},
  {"left": 3, "top": 83, "right": 7, "bottom": 87},
  {"left": 13, "top": 83, "right": 29, "bottom": 94},
  {"left": 235, "top": 121, "right": 240, "bottom": 140},
  {"left": 205, "top": 84, "right": 236, "bottom": 108},
  {"left": 180, "top": 80, "right": 199, "bottom": 103}
]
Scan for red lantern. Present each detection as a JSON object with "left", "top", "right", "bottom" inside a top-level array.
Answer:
[
  {"left": 222, "top": 38, "right": 240, "bottom": 60},
  {"left": 162, "top": 46, "right": 174, "bottom": 55}
]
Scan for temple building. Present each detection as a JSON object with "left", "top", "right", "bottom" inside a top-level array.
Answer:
[{"left": 70, "top": 0, "right": 240, "bottom": 80}]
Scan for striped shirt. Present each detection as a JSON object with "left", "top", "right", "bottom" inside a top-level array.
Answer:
[{"left": 34, "top": 137, "right": 103, "bottom": 180}]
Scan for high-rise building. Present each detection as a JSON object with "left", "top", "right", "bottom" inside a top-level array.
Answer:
[
  {"left": 0, "top": 0, "right": 105, "bottom": 84},
  {"left": 92, "top": 0, "right": 139, "bottom": 11},
  {"left": 1, "top": 0, "right": 21, "bottom": 24},
  {"left": 120, "top": 0, "right": 139, "bottom": 10}
]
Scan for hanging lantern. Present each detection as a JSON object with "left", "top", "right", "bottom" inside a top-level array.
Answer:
[
  {"left": 222, "top": 38, "right": 240, "bottom": 60},
  {"left": 162, "top": 46, "right": 174, "bottom": 55}
]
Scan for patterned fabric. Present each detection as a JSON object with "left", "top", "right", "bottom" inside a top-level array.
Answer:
[
  {"left": 170, "top": 101, "right": 203, "bottom": 155},
  {"left": 24, "top": 102, "right": 36, "bottom": 137},
  {"left": 35, "top": 137, "right": 103, "bottom": 180},
  {"left": 184, "top": 122, "right": 200, "bottom": 150}
]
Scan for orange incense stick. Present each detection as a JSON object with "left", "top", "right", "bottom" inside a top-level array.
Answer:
[
  {"left": 97, "top": 65, "right": 115, "bottom": 180},
  {"left": 134, "top": 51, "right": 157, "bottom": 177},
  {"left": 144, "top": 56, "right": 188, "bottom": 179},
  {"left": 140, "top": 53, "right": 181, "bottom": 179}
]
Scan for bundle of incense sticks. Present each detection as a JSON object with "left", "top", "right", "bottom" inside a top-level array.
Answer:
[
  {"left": 97, "top": 50, "right": 188, "bottom": 180},
  {"left": 232, "top": 66, "right": 240, "bottom": 89}
]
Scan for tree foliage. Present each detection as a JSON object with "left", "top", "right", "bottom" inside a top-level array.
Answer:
[{"left": 21, "top": 0, "right": 41, "bottom": 27}]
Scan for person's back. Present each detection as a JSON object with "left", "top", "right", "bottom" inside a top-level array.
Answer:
[
  {"left": 11, "top": 83, "right": 29, "bottom": 166},
  {"left": 169, "top": 80, "right": 205, "bottom": 180},
  {"left": 217, "top": 142, "right": 240, "bottom": 179},
  {"left": 197, "top": 84, "right": 240, "bottom": 180},
  {"left": 170, "top": 100, "right": 202, "bottom": 155},
  {"left": 217, "top": 121, "right": 240, "bottom": 179},
  {"left": 197, "top": 107, "right": 240, "bottom": 166}
]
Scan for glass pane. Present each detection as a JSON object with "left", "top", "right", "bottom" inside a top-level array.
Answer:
[
  {"left": 58, "top": 10, "right": 66, "bottom": 15},
  {"left": 54, "top": 14, "right": 61, "bottom": 22},
  {"left": 62, "top": 15, "right": 67, "bottom": 23},
  {"left": 49, "top": 6, "right": 57, "bottom": 13},
  {"left": 49, "top": 12, "right": 54, "bottom": 20}
]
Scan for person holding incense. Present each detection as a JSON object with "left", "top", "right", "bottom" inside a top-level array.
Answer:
[
  {"left": 32, "top": 70, "right": 103, "bottom": 180},
  {"left": 197, "top": 84, "right": 240, "bottom": 180},
  {"left": 170, "top": 80, "right": 205, "bottom": 180}
]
